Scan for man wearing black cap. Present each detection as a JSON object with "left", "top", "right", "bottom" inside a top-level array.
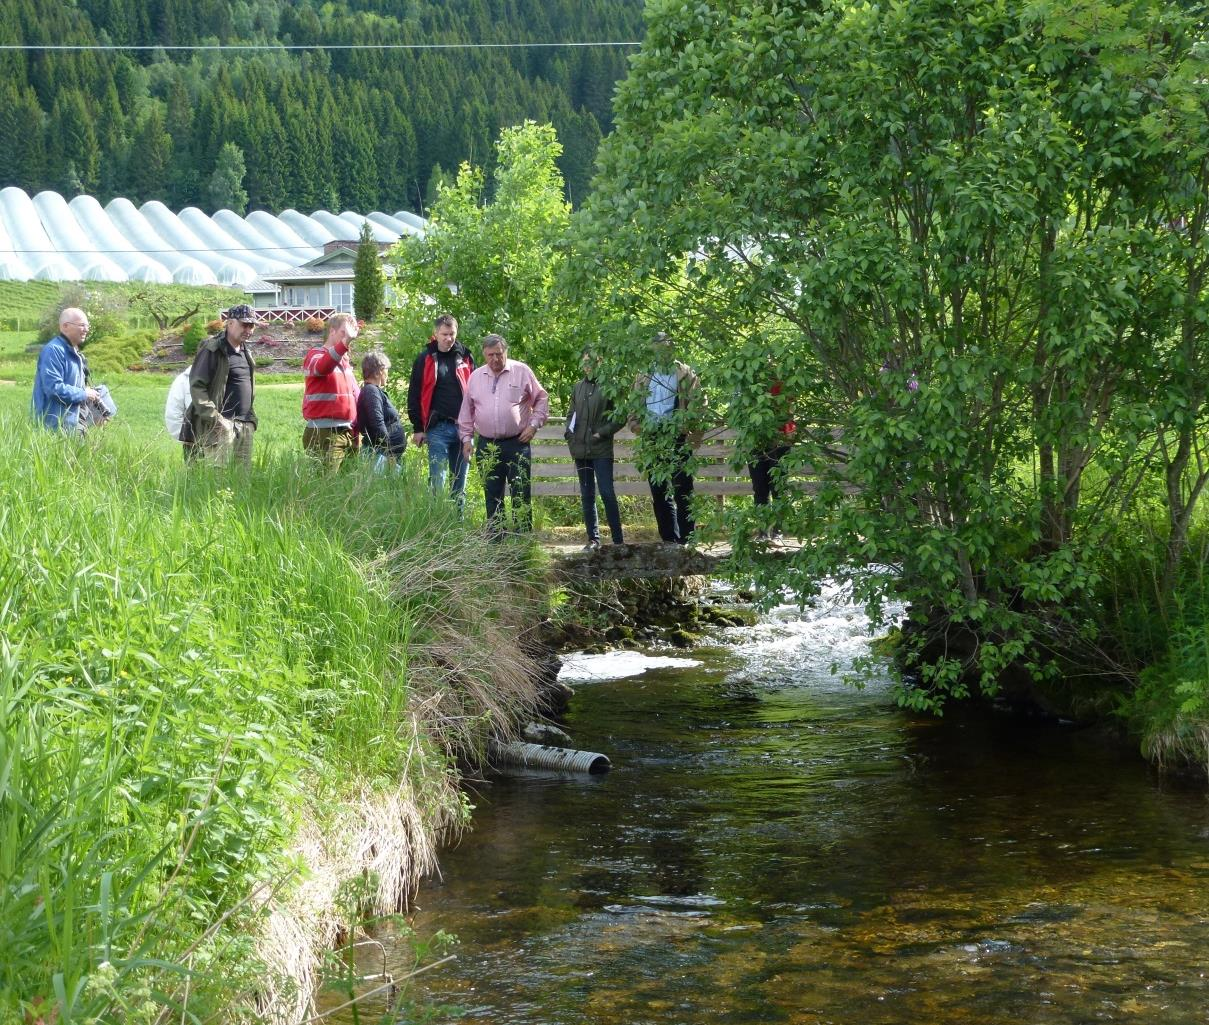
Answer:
[{"left": 185, "top": 304, "right": 259, "bottom": 466}]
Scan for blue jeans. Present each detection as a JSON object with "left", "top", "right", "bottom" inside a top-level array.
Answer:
[
  {"left": 425, "top": 420, "right": 467, "bottom": 512},
  {"left": 576, "top": 457, "right": 623, "bottom": 543}
]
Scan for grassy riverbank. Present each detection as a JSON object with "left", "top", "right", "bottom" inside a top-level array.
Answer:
[{"left": 0, "top": 418, "right": 548, "bottom": 1023}]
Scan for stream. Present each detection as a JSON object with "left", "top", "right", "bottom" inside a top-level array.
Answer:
[{"left": 347, "top": 583, "right": 1209, "bottom": 1024}]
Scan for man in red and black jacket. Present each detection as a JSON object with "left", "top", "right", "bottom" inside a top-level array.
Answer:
[
  {"left": 302, "top": 312, "right": 360, "bottom": 468},
  {"left": 407, "top": 314, "right": 474, "bottom": 511}
]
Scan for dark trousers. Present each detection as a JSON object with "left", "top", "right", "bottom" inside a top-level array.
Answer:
[
  {"left": 476, "top": 435, "right": 532, "bottom": 534},
  {"left": 749, "top": 444, "right": 791, "bottom": 506},
  {"left": 647, "top": 436, "right": 695, "bottom": 544},
  {"left": 576, "top": 457, "right": 624, "bottom": 543}
]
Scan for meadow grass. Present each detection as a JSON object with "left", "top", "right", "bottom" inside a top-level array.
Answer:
[{"left": 0, "top": 417, "right": 549, "bottom": 1023}]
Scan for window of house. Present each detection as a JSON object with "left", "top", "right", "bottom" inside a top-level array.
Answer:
[{"left": 330, "top": 282, "right": 352, "bottom": 312}]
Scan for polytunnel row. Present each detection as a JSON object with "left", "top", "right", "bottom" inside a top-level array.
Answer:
[{"left": 0, "top": 187, "right": 426, "bottom": 285}]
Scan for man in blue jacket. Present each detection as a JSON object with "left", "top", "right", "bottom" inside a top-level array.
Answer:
[{"left": 32, "top": 308, "right": 99, "bottom": 432}]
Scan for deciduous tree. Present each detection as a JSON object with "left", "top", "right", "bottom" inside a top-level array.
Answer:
[
  {"left": 390, "top": 121, "right": 575, "bottom": 389},
  {"left": 570, "top": 0, "right": 1209, "bottom": 708}
]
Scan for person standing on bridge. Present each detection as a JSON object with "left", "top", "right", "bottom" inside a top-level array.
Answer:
[
  {"left": 629, "top": 332, "right": 705, "bottom": 545},
  {"left": 566, "top": 349, "right": 626, "bottom": 551},
  {"left": 458, "top": 333, "right": 549, "bottom": 537}
]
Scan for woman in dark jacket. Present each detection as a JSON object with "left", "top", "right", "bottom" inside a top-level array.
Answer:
[
  {"left": 357, "top": 352, "right": 407, "bottom": 469},
  {"left": 566, "top": 350, "right": 625, "bottom": 549}
]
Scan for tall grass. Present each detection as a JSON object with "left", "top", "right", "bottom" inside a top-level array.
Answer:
[
  {"left": 1097, "top": 512, "right": 1209, "bottom": 774},
  {"left": 0, "top": 417, "right": 548, "bottom": 1022}
]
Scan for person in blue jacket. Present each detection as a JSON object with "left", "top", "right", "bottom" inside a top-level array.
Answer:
[{"left": 32, "top": 308, "right": 99, "bottom": 432}]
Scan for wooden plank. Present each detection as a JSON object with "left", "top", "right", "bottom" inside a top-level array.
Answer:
[
  {"left": 530, "top": 462, "right": 762, "bottom": 481},
  {"left": 533, "top": 481, "right": 653, "bottom": 497},
  {"left": 533, "top": 479, "right": 828, "bottom": 498},
  {"left": 535, "top": 422, "right": 739, "bottom": 443},
  {"left": 533, "top": 443, "right": 741, "bottom": 460}
]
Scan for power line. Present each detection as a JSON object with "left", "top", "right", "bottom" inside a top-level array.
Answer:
[{"left": 0, "top": 40, "right": 641, "bottom": 52}]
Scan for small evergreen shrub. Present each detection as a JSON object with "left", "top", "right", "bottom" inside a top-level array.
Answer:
[
  {"left": 305, "top": 316, "right": 326, "bottom": 334},
  {"left": 181, "top": 320, "right": 207, "bottom": 356},
  {"left": 83, "top": 328, "right": 157, "bottom": 377}
]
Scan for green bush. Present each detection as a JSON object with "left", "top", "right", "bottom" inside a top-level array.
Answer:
[
  {"left": 1113, "top": 538, "right": 1209, "bottom": 773},
  {"left": 38, "top": 287, "right": 129, "bottom": 346},
  {"left": 180, "top": 320, "right": 207, "bottom": 356},
  {"left": 83, "top": 329, "right": 157, "bottom": 378}
]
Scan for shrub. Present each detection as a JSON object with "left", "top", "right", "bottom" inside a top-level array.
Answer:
[
  {"left": 38, "top": 286, "right": 129, "bottom": 345},
  {"left": 1113, "top": 530, "right": 1209, "bottom": 774},
  {"left": 206, "top": 318, "right": 224, "bottom": 333},
  {"left": 305, "top": 316, "right": 326, "bottom": 334},
  {"left": 181, "top": 320, "right": 208, "bottom": 356},
  {"left": 83, "top": 328, "right": 158, "bottom": 377}
]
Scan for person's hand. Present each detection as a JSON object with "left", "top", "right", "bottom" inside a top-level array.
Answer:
[
  {"left": 518, "top": 425, "right": 537, "bottom": 443},
  {"left": 85, "top": 387, "right": 100, "bottom": 402},
  {"left": 412, "top": 431, "right": 425, "bottom": 446},
  {"left": 462, "top": 440, "right": 474, "bottom": 460}
]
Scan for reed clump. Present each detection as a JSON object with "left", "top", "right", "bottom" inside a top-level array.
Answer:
[{"left": 0, "top": 418, "right": 547, "bottom": 1023}]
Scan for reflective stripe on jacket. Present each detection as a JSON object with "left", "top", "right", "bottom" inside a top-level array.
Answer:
[{"left": 302, "top": 341, "right": 358, "bottom": 423}]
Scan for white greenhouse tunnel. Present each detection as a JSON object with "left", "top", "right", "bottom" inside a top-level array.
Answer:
[{"left": 0, "top": 187, "right": 426, "bottom": 285}]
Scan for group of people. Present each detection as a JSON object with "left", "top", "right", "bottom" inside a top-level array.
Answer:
[
  {"left": 158, "top": 306, "right": 552, "bottom": 536},
  {"left": 34, "top": 305, "right": 794, "bottom": 547}
]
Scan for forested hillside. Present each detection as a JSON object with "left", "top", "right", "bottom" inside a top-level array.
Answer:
[{"left": 0, "top": 0, "right": 642, "bottom": 213}]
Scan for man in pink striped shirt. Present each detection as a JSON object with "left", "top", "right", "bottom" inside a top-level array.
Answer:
[{"left": 458, "top": 333, "right": 549, "bottom": 535}]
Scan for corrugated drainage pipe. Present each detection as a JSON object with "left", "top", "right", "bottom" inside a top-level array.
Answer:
[{"left": 489, "top": 740, "right": 611, "bottom": 775}]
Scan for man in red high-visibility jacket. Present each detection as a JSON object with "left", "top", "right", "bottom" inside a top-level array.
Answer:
[{"left": 302, "top": 312, "right": 360, "bottom": 468}]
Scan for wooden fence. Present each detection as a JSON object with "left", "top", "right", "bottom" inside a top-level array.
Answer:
[{"left": 530, "top": 419, "right": 753, "bottom": 499}]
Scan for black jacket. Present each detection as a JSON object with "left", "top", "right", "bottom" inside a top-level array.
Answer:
[{"left": 357, "top": 382, "right": 406, "bottom": 454}]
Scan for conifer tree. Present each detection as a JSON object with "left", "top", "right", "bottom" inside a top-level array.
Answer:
[
  {"left": 207, "top": 141, "right": 248, "bottom": 214},
  {"left": 353, "top": 220, "right": 384, "bottom": 323}
]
